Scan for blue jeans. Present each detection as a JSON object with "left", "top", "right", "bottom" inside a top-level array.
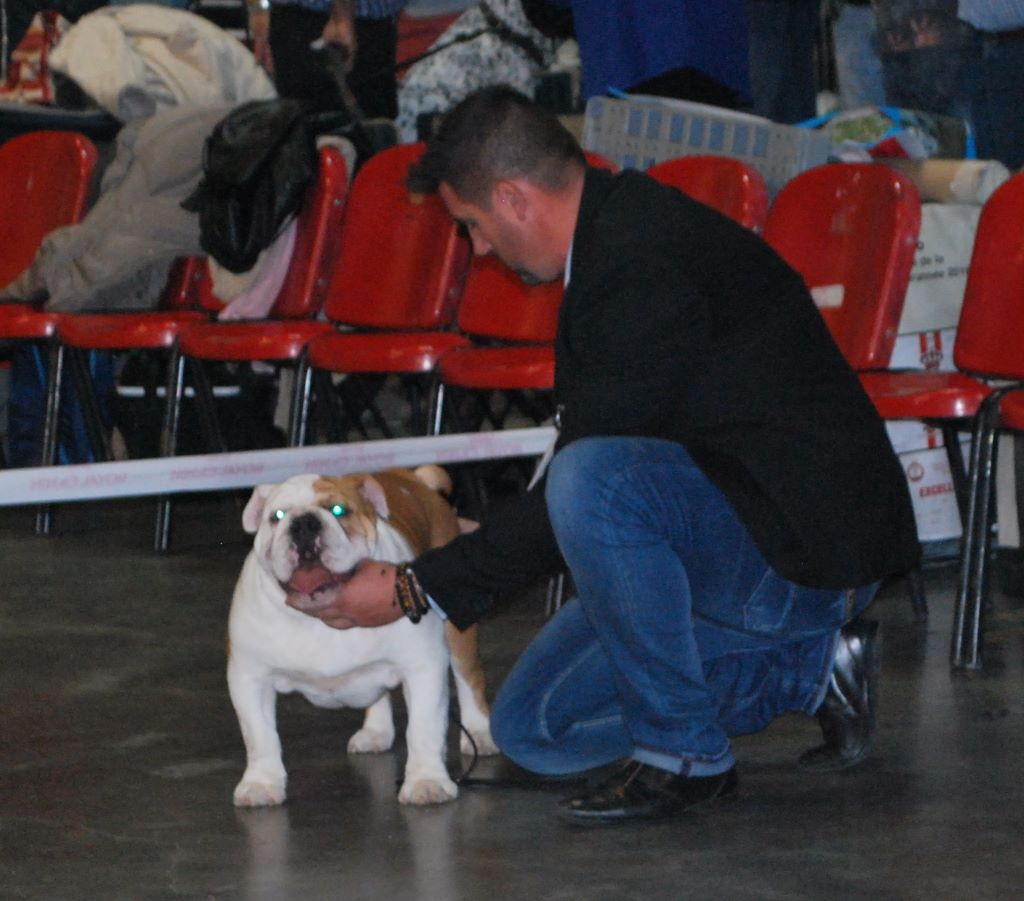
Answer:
[
  {"left": 744, "top": 0, "right": 821, "bottom": 123},
  {"left": 491, "top": 438, "right": 877, "bottom": 777},
  {"left": 832, "top": 4, "right": 887, "bottom": 109}
]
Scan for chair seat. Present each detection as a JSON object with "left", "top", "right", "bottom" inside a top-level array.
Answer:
[
  {"left": 58, "top": 310, "right": 209, "bottom": 350},
  {"left": 0, "top": 303, "right": 60, "bottom": 339},
  {"left": 440, "top": 344, "right": 555, "bottom": 390},
  {"left": 998, "top": 390, "right": 1024, "bottom": 430},
  {"left": 859, "top": 370, "right": 992, "bottom": 420},
  {"left": 177, "top": 320, "right": 335, "bottom": 361},
  {"left": 306, "top": 330, "right": 470, "bottom": 373}
]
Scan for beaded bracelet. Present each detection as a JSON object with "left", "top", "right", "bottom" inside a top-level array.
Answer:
[{"left": 394, "top": 563, "right": 430, "bottom": 624}]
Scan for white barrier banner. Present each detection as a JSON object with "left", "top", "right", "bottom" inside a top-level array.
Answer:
[{"left": 0, "top": 428, "right": 557, "bottom": 505}]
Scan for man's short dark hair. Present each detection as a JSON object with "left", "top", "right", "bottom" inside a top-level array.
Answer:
[{"left": 406, "top": 86, "right": 586, "bottom": 206}]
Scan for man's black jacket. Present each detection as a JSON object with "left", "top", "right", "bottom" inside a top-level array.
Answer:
[{"left": 414, "top": 167, "right": 921, "bottom": 629}]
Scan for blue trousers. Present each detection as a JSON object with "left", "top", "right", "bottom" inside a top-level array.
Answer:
[{"left": 491, "top": 438, "right": 876, "bottom": 777}]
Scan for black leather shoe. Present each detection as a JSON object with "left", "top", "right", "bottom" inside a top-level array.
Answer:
[
  {"left": 558, "top": 760, "right": 738, "bottom": 823},
  {"left": 798, "top": 618, "right": 880, "bottom": 772}
]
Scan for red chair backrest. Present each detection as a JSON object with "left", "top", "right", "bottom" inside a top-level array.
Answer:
[
  {"left": 268, "top": 145, "right": 351, "bottom": 319},
  {"left": 763, "top": 162, "right": 921, "bottom": 370},
  {"left": 322, "top": 142, "right": 469, "bottom": 329},
  {"left": 0, "top": 130, "right": 98, "bottom": 287},
  {"left": 456, "top": 254, "right": 564, "bottom": 343},
  {"left": 646, "top": 155, "right": 769, "bottom": 231},
  {"left": 953, "top": 171, "right": 1024, "bottom": 379},
  {"left": 585, "top": 151, "right": 617, "bottom": 172}
]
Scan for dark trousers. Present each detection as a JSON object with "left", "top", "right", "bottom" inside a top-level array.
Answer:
[{"left": 269, "top": 4, "right": 399, "bottom": 120}]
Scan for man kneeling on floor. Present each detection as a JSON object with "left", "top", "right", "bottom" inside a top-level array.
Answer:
[{"left": 287, "top": 86, "right": 920, "bottom": 823}]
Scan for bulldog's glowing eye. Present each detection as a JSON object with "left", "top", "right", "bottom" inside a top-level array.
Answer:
[
  {"left": 329, "top": 504, "right": 348, "bottom": 518},
  {"left": 271, "top": 509, "right": 286, "bottom": 523}
]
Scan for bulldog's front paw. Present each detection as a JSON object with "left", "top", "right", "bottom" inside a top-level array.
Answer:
[
  {"left": 233, "top": 776, "right": 286, "bottom": 808},
  {"left": 461, "top": 724, "right": 500, "bottom": 757},
  {"left": 347, "top": 727, "right": 395, "bottom": 754},
  {"left": 398, "top": 775, "right": 459, "bottom": 805}
]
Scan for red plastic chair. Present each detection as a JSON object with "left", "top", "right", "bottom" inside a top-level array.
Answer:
[
  {"left": 879, "top": 172, "right": 1024, "bottom": 669},
  {"left": 764, "top": 162, "right": 925, "bottom": 617},
  {"left": 646, "top": 155, "right": 769, "bottom": 231},
  {"left": 0, "top": 131, "right": 98, "bottom": 476},
  {"left": 49, "top": 258, "right": 209, "bottom": 460},
  {"left": 290, "top": 142, "right": 472, "bottom": 445},
  {"left": 764, "top": 162, "right": 922, "bottom": 371},
  {"left": 29, "top": 258, "right": 207, "bottom": 536},
  {"left": 0, "top": 130, "right": 98, "bottom": 346},
  {"left": 433, "top": 256, "right": 561, "bottom": 432},
  {"left": 0, "top": 130, "right": 98, "bottom": 289},
  {"left": 155, "top": 145, "right": 351, "bottom": 550}
]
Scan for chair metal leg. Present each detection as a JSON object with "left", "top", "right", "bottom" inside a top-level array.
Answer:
[
  {"left": 907, "top": 567, "right": 928, "bottom": 622},
  {"left": 154, "top": 345, "right": 185, "bottom": 553},
  {"left": 288, "top": 353, "right": 313, "bottom": 447},
  {"left": 34, "top": 341, "right": 64, "bottom": 536},
  {"left": 429, "top": 381, "right": 446, "bottom": 436},
  {"left": 941, "top": 421, "right": 970, "bottom": 522},
  {"left": 545, "top": 571, "right": 566, "bottom": 617},
  {"left": 951, "top": 392, "right": 1003, "bottom": 669},
  {"left": 67, "top": 348, "right": 113, "bottom": 463}
]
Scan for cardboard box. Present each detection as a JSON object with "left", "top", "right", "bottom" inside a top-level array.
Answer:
[
  {"left": 889, "top": 327, "right": 958, "bottom": 372},
  {"left": 885, "top": 420, "right": 945, "bottom": 455},
  {"left": 581, "top": 95, "right": 831, "bottom": 193},
  {"left": 900, "top": 444, "right": 967, "bottom": 542},
  {"left": 897, "top": 203, "right": 979, "bottom": 335}
]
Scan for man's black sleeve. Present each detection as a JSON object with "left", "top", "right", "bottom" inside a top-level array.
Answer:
[{"left": 412, "top": 483, "right": 563, "bottom": 630}]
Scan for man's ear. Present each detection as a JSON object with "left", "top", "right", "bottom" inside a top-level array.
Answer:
[{"left": 493, "top": 179, "right": 530, "bottom": 221}]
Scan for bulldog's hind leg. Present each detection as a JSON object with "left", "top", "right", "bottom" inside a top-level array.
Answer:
[
  {"left": 446, "top": 623, "right": 499, "bottom": 756},
  {"left": 347, "top": 694, "right": 396, "bottom": 754},
  {"left": 228, "top": 660, "right": 288, "bottom": 807}
]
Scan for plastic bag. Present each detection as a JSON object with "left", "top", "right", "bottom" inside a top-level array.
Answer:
[{"left": 182, "top": 99, "right": 316, "bottom": 274}]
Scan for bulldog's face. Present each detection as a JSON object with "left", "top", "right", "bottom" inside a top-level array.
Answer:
[{"left": 242, "top": 473, "right": 392, "bottom": 606}]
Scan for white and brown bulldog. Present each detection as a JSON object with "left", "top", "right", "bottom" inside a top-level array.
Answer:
[{"left": 227, "top": 465, "right": 498, "bottom": 808}]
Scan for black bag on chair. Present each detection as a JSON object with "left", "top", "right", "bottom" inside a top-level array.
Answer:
[{"left": 182, "top": 99, "right": 317, "bottom": 274}]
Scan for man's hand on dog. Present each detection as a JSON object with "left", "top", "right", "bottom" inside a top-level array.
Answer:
[{"left": 286, "top": 559, "right": 404, "bottom": 630}]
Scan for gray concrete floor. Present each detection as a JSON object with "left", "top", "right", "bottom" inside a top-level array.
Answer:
[{"left": 3, "top": 493, "right": 1024, "bottom": 901}]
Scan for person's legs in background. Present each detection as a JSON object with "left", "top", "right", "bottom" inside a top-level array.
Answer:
[
  {"left": 831, "top": 0, "right": 886, "bottom": 109},
  {"left": 349, "top": 14, "right": 400, "bottom": 119},
  {"left": 745, "top": 0, "right": 822, "bottom": 122},
  {"left": 269, "top": 4, "right": 332, "bottom": 103},
  {"left": 967, "top": 30, "right": 1024, "bottom": 169}
]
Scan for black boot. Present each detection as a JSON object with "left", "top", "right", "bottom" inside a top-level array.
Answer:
[{"left": 798, "top": 618, "right": 880, "bottom": 772}]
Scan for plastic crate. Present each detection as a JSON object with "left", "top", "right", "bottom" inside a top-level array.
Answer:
[{"left": 582, "top": 95, "right": 831, "bottom": 194}]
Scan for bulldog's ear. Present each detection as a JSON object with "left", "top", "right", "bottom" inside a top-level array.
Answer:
[
  {"left": 242, "top": 484, "right": 276, "bottom": 533},
  {"left": 357, "top": 475, "right": 390, "bottom": 518}
]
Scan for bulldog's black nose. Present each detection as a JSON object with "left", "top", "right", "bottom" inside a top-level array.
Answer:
[{"left": 289, "top": 512, "right": 322, "bottom": 560}]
